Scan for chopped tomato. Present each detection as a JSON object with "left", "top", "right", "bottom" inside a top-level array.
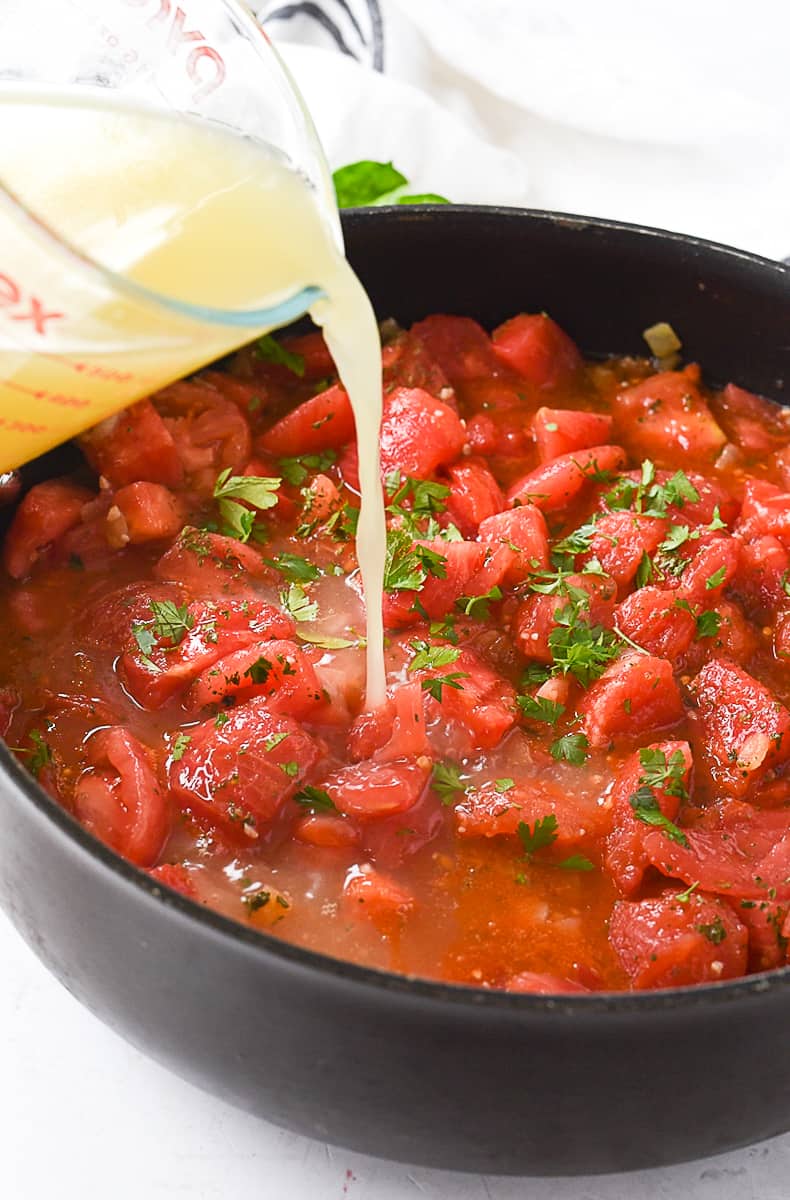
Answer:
[
  {"left": 580, "top": 653, "right": 684, "bottom": 748},
  {"left": 259, "top": 383, "right": 355, "bottom": 456},
  {"left": 420, "top": 647, "right": 516, "bottom": 752},
  {"left": 492, "top": 314, "right": 583, "bottom": 388},
  {"left": 612, "top": 366, "right": 727, "bottom": 464},
  {"left": 380, "top": 387, "right": 466, "bottom": 479},
  {"left": 676, "top": 536, "right": 740, "bottom": 602},
  {"left": 507, "top": 446, "right": 627, "bottom": 512},
  {"left": 168, "top": 699, "right": 321, "bottom": 837},
  {"left": 609, "top": 889, "right": 748, "bottom": 989},
  {"left": 444, "top": 458, "right": 505, "bottom": 536},
  {"left": 154, "top": 527, "right": 269, "bottom": 597},
  {"left": 614, "top": 588, "right": 695, "bottom": 660},
  {"left": 690, "top": 659, "right": 790, "bottom": 798},
  {"left": 342, "top": 862, "right": 416, "bottom": 932},
  {"left": 383, "top": 329, "right": 452, "bottom": 396},
  {"left": 383, "top": 539, "right": 500, "bottom": 628},
  {"left": 325, "top": 758, "right": 430, "bottom": 819},
  {"left": 111, "top": 482, "right": 183, "bottom": 546},
  {"left": 711, "top": 382, "right": 790, "bottom": 455},
  {"left": 79, "top": 399, "right": 183, "bottom": 489},
  {"left": 118, "top": 596, "right": 292, "bottom": 709},
  {"left": 294, "top": 813, "right": 360, "bottom": 848},
  {"left": 478, "top": 505, "right": 550, "bottom": 583},
  {"left": 3, "top": 479, "right": 93, "bottom": 579},
  {"left": 74, "top": 727, "right": 168, "bottom": 867},
  {"left": 186, "top": 638, "right": 324, "bottom": 717},
  {"left": 533, "top": 407, "right": 613, "bottom": 461},
  {"left": 587, "top": 511, "right": 667, "bottom": 591},
  {"left": 513, "top": 572, "right": 616, "bottom": 663},
  {"left": 604, "top": 741, "right": 692, "bottom": 895},
  {"left": 456, "top": 777, "right": 608, "bottom": 848},
  {"left": 408, "top": 315, "right": 502, "bottom": 386},
  {"left": 149, "top": 863, "right": 199, "bottom": 899},
  {"left": 155, "top": 381, "right": 251, "bottom": 488}
]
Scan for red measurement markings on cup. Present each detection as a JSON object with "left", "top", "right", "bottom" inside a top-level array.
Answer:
[
  {"left": 0, "top": 274, "right": 63, "bottom": 337},
  {"left": 0, "top": 416, "right": 46, "bottom": 434},
  {"left": 120, "top": 0, "right": 226, "bottom": 99},
  {"left": 1, "top": 380, "right": 90, "bottom": 409}
]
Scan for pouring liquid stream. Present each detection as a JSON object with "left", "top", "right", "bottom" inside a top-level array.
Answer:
[{"left": 0, "top": 88, "right": 387, "bottom": 706}]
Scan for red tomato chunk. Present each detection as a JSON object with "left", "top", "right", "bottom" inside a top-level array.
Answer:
[{"left": 4, "top": 310, "right": 790, "bottom": 994}]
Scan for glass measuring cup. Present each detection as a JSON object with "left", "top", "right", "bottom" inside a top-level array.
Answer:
[{"left": 0, "top": 0, "right": 340, "bottom": 471}]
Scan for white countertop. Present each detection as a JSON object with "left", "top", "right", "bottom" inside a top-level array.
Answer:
[{"left": 3, "top": 910, "right": 789, "bottom": 1199}]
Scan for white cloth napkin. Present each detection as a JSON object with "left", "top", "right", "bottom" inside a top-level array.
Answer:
[{"left": 256, "top": 0, "right": 790, "bottom": 260}]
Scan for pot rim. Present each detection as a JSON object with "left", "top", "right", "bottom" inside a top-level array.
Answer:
[{"left": 5, "top": 203, "right": 790, "bottom": 1017}]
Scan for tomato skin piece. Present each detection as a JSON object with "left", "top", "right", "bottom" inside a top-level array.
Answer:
[
  {"left": 587, "top": 511, "right": 667, "bottom": 591},
  {"left": 690, "top": 659, "right": 790, "bottom": 798},
  {"left": 149, "top": 863, "right": 199, "bottom": 899},
  {"left": 456, "top": 777, "right": 609, "bottom": 848},
  {"left": 154, "top": 527, "right": 270, "bottom": 597},
  {"left": 580, "top": 652, "right": 684, "bottom": 749},
  {"left": 80, "top": 399, "right": 183, "bottom": 489},
  {"left": 325, "top": 758, "right": 430, "bottom": 819},
  {"left": 532, "top": 407, "right": 613, "bottom": 461},
  {"left": 444, "top": 458, "right": 505, "bottom": 537},
  {"left": 612, "top": 366, "right": 727, "bottom": 463},
  {"left": 478, "top": 505, "right": 550, "bottom": 583},
  {"left": 168, "top": 699, "right": 321, "bottom": 837},
  {"left": 507, "top": 445, "right": 627, "bottom": 512},
  {"left": 614, "top": 588, "right": 695, "bottom": 660},
  {"left": 112, "top": 482, "right": 183, "bottom": 545},
  {"left": 74, "top": 727, "right": 169, "bottom": 868},
  {"left": 293, "top": 813, "right": 360, "bottom": 848},
  {"left": 383, "top": 329, "right": 453, "bottom": 396},
  {"left": 604, "top": 740, "right": 692, "bottom": 895},
  {"left": 342, "top": 862, "right": 416, "bottom": 931},
  {"left": 733, "top": 534, "right": 790, "bottom": 615},
  {"left": 492, "top": 314, "right": 583, "bottom": 388},
  {"left": 609, "top": 889, "right": 748, "bottom": 990},
  {"left": 259, "top": 383, "right": 355, "bottom": 456},
  {"left": 187, "top": 638, "right": 324, "bottom": 717},
  {"left": 3, "top": 479, "right": 93, "bottom": 579},
  {"left": 504, "top": 972, "right": 590, "bottom": 995}
]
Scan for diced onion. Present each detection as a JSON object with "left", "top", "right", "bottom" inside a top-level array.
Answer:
[{"left": 643, "top": 321, "right": 682, "bottom": 361}]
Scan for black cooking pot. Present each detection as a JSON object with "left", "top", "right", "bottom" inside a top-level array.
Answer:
[{"left": 2, "top": 207, "right": 790, "bottom": 1176}]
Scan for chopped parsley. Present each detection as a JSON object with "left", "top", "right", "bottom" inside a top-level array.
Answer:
[
  {"left": 279, "top": 760, "right": 299, "bottom": 777},
  {"left": 548, "top": 606, "right": 621, "bottom": 686},
  {"left": 420, "top": 672, "right": 468, "bottom": 702},
  {"left": 170, "top": 732, "right": 191, "bottom": 762},
  {"left": 695, "top": 609, "right": 722, "bottom": 640},
  {"left": 253, "top": 333, "right": 305, "bottom": 376},
  {"left": 264, "top": 732, "right": 289, "bottom": 752},
  {"left": 455, "top": 586, "right": 503, "bottom": 619},
  {"left": 294, "top": 785, "right": 337, "bottom": 813},
  {"left": 281, "top": 582, "right": 319, "bottom": 623},
  {"left": 18, "top": 729, "right": 53, "bottom": 778},
  {"left": 278, "top": 450, "right": 337, "bottom": 487},
  {"left": 705, "top": 565, "right": 727, "bottom": 591},
  {"left": 516, "top": 814, "right": 593, "bottom": 871},
  {"left": 244, "top": 656, "right": 273, "bottom": 684},
  {"left": 408, "top": 640, "right": 461, "bottom": 673},
  {"left": 266, "top": 552, "right": 321, "bottom": 582},
  {"left": 213, "top": 468, "right": 281, "bottom": 542},
  {"left": 696, "top": 916, "right": 727, "bottom": 945},
  {"left": 550, "top": 732, "right": 589, "bottom": 766},
  {"left": 432, "top": 760, "right": 467, "bottom": 805},
  {"left": 516, "top": 694, "right": 565, "bottom": 725},
  {"left": 494, "top": 777, "right": 515, "bottom": 793},
  {"left": 383, "top": 528, "right": 447, "bottom": 592},
  {"left": 150, "top": 599, "right": 195, "bottom": 645},
  {"left": 629, "top": 747, "right": 689, "bottom": 846}
]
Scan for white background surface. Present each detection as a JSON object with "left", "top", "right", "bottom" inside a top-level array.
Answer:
[
  {"left": 5, "top": 1, "right": 790, "bottom": 1196},
  {"left": 3, "top": 909, "right": 790, "bottom": 1200}
]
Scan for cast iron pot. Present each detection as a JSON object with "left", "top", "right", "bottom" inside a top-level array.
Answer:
[{"left": 2, "top": 207, "right": 790, "bottom": 1177}]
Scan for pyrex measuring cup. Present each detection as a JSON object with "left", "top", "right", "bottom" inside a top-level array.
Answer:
[{"left": 0, "top": 0, "right": 339, "bottom": 471}]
